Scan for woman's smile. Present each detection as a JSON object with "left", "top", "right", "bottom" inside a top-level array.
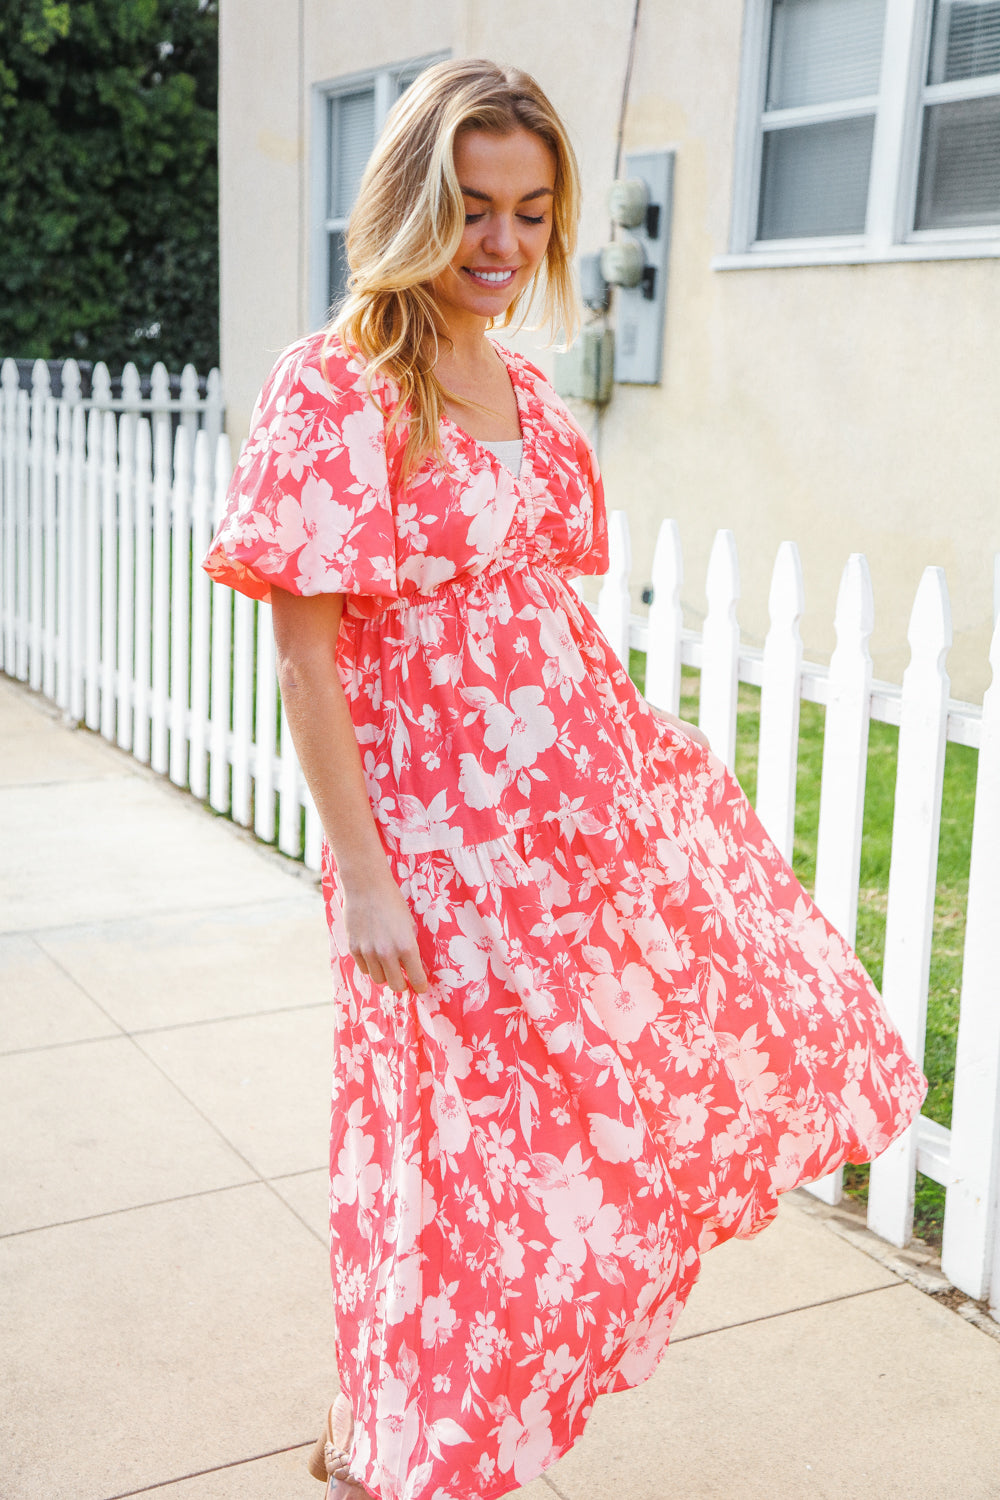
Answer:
[{"left": 463, "top": 267, "right": 518, "bottom": 286}]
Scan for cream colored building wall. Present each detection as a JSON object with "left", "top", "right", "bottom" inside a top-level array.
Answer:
[
  {"left": 219, "top": 0, "right": 303, "bottom": 434},
  {"left": 219, "top": 0, "right": 999, "bottom": 699}
]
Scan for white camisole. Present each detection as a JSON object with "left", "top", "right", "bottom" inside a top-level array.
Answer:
[{"left": 479, "top": 438, "right": 524, "bottom": 477}]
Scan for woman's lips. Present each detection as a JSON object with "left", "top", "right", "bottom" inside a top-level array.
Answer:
[{"left": 463, "top": 267, "right": 518, "bottom": 287}]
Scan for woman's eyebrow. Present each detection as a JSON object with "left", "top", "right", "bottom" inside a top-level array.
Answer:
[{"left": 459, "top": 186, "right": 555, "bottom": 203}]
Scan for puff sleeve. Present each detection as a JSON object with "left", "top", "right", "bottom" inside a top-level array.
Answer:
[{"left": 203, "top": 336, "right": 398, "bottom": 602}]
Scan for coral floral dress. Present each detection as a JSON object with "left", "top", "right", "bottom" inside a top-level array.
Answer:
[{"left": 204, "top": 332, "right": 925, "bottom": 1500}]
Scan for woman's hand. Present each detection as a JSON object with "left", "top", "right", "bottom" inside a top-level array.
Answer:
[
  {"left": 270, "top": 586, "right": 430, "bottom": 995},
  {"left": 648, "top": 703, "right": 711, "bottom": 751},
  {"left": 342, "top": 866, "right": 430, "bottom": 994}
]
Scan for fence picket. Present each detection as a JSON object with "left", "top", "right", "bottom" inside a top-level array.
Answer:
[
  {"left": 14, "top": 389, "right": 30, "bottom": 681},
  {"left": 254, "top": 609, "right": 277, "bottom": 842},
  {"left": 150, "top": 418, "right": 171, "bottom": 773},
  {"left": 231, "top": 593, "right": 255, "bottom": 826},
  {"left": 91, "top": 362, "right": 112, "bottom": 407},
  {"left": 1, "top": 361, "right": 19, "bottom": 673},
  {"left": 645, "top": 519, "right": 683, "bottom": 713},
  {"left": 28, "top": 363, "right": 49, "bottom": 690},
  {"left": 41, "top": 397, "right": 57, "bottom": 701},
  {"left": 209, "top": 439, "right": 234, "bottom": 815},
  {"left": 943, "top": 616, "right": 1000, "bottom": 1307},
  {"left": 304, "top": 793, "right": 323, "bottom": 873},
  {"left": 98, "top": 412, "right": 118, "bottom": 741},
  {"left": 868, "top": 569, "right": 952, "bottom": 1244},
  {"left": 55, "top": 399, "right": 73, "bottom": 710},
  {"left": 756, "top": 542, "right": 804, "bottom": 859},
  {"left": 596, "top": 508, "right": 631, "bottom": 666},
  {"left": 116, "top": 414, "right": 136, "bottom": 750},
  {"left": 209, "top": 580, "right": 233, "bottom": 813},
  {"left": 179, "top": 364, "right": 200, "bottom": 486},
  {"left": 168, "top": 428, "right": 192, "bottom": 788},
  {"left": 83, "top": 409, "right": 101, "bottom": 729},
  {"left": 700, "top": 529, "right": 740, "bottom": 767},
  {"left": 56, "top": 360, "right": 80, "bottom": 711},
  {"left": 814, "top": 554, "right": 873, "bottom": 945},
  {"left": 116, "top": 367, "right": 140, "bottom": 751},
  {"left": 68, "top": 406, "right": 86, "bottom": 722},
  {"left": 121, "top": 363, "right": 142, "bottom": 411},
  {"left": 806, "top": 554, "right": 874, "bottom": 1205},
  {"left": 188, "top": 431, "right": 213, "bottom": 800},
  {"left": 132, "top": 420, "right": 153, "bottom": 763},
  {"left": 204, "top": 366, "right": 224, "bottom": 463},
  {"left": 149, "top": 362, "right": 170, "bottom": 413}
]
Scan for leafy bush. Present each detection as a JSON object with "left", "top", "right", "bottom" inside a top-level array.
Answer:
[{"left": 0, "top": 0, "right": 218, "bottom": 371}]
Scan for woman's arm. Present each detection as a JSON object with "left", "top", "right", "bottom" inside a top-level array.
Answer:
[{"left": 270, "top": 587, "right": 429, "bottom": 995}]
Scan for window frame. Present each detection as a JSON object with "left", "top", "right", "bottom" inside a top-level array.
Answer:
[
  {"left": 721, "top": 0, "right": 1000, "bottom": 266},
  {"left": 309, "top": 54, "right": 448, "bottom": 329}
]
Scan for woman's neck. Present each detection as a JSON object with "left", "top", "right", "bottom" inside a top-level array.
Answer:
[
  {"left": 433, "top": 322, "right": 521, "bottom": 442},
  {"left": 435, "top": 318, "right": 494, "bottom": 379}
]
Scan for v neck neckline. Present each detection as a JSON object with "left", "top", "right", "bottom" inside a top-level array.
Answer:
[{"left": 440, "top": 344, "right": 530, "bottom": 479}]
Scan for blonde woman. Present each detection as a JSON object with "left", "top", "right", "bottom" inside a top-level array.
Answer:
[{"left": 205, "top": 58, "right": 924, "bottom": 1500}]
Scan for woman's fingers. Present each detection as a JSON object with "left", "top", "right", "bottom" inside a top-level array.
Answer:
[
  {"left": 350, "top": 939, "right": 430, "bottom": 995},
  {"left": 401, "top": 944, "right": 429, "bottom": 994},
  {"left": 343, "top": 873, "right": 431, "bottom": 994}
]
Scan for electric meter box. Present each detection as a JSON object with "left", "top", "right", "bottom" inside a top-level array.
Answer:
[
  {"left": 613, "top": 149, "right": 674, "bottom": 385},
  {"left": 553, "top": 327, "right": 615, "bottom": 405}
]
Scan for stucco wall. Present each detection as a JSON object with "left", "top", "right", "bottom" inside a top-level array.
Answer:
[
  {"left": 219, "top": 0, "right": 999, "bottom": 698},
  {"left": 219, "top": 0, "right": 303, "bottom": 426}
]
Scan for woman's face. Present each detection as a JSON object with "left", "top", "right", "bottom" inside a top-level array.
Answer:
[{"left": 430, "top": 127, "right": 557, "bottom": 339}]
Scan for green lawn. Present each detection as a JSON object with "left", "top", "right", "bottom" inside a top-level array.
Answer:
[{"left": 635, "top": 659, "right": 976, "bottom": 1246}]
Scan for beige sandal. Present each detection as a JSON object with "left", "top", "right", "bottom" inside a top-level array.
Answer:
[{"left": 308, "top": 1393, "right": 369, "bottom": 1497}]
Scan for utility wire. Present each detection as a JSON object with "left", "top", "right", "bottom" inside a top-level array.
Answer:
[{"left": 613, "top": 0, "right": 642, "bottom": 181}]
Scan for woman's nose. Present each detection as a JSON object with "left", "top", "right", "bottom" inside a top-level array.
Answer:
[{"left": 483, "top": 213, "right": 517, "bottom": 257}]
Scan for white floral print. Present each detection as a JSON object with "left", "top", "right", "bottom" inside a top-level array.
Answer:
[{"left": 204, "top": 333, "right": 926, "bottom": 1500}]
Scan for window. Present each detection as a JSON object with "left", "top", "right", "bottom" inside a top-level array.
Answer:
[
  {"left": 311, "top": 56, "right": 446, "bottom": 327},
  {"left": 726, "top": 0, "right": 1000, "bottom": 263},
  {"left": 916, "top": 0, "right": 1000, "bottom": 227}
]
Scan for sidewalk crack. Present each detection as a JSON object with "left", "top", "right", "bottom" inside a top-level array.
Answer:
[
  {"left": 671, "top": 1279, "right": 908, "bottom": 1342},
  {"left": 99, "top": 1442, "right": 315, "bottom": 1498}
]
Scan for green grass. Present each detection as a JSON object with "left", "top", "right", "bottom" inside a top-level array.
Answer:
[{"left": 633, "top": 657, "right": 977, "bottom": 1247}]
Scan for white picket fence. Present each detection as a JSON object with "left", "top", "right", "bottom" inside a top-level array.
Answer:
[{"left": 1, "top": 366, "right": 999, "bottom": 1324}]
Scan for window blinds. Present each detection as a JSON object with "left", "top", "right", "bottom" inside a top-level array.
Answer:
[
  {"left": 750, "top": 0, "right": 1000, "bottom": 243},
  {"left": 758, "top": 0, "right": 885, "bottom": 238},
  {"left": 325, "top": 89, "right": 376, "bottom": 307},
  {"left": 927, "top": 0, "right": 1000, "bottom": 84},
  {"left": 766, "top": 0, "right": 886, "bottom": 108},
  {"left": 918, "top": 0, "right": 1000, "bottom": 228},
  {"left": 916, "top": 94, "right": 1000, "bottom": 225},
  {"left": 330, "top": 89, "right": 376, "bottom": 221},
  {"left": 759, "top": 116, "right": 875, "bottom": 236}
]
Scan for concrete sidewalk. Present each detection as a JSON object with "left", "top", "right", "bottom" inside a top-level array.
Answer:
[{"left": 2, "top": 671, "right": 998, "bottom": 1500}]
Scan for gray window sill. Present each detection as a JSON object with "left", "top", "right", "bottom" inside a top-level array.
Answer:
[{"left": 714, "top": 240, "right": 1000, "bottom": 269}]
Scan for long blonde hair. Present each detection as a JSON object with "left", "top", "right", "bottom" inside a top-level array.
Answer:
[{"left": 332, "top": 58, "right": 581, "bottom": 476}]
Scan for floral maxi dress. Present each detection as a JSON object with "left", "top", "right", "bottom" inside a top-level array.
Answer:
[{"left": 204, "top": 333, "right": 926, "bottom": 1500}]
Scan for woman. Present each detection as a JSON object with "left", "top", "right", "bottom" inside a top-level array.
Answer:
[{"left": 205, "top": 58, "right": 925, "bottom": 1500}]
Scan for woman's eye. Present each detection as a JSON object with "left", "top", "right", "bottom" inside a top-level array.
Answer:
[
  {"left": 464, "top": 213, "right": 485, "bottom": 225},
  {"left": 519, "top": 214, "right": 545, "bottom": 225}
]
